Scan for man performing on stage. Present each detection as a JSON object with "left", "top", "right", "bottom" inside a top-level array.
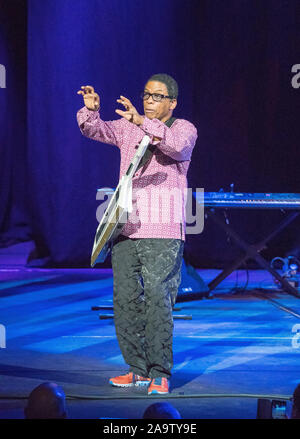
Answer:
[{"left": 77, "top": 74, "right": 197, "bottom": 395}]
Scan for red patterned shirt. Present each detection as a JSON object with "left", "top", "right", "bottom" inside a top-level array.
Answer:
[{"left": 77, "top": 106, "right": 197, "bottom": 241}]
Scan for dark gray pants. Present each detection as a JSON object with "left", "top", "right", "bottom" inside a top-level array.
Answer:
[{"left": 111, "top": 236, "right": 184, "bottom": 379}]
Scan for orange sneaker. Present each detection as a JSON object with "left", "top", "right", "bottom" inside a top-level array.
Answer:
[
  {"left": 109, "top": 372, "right": 151, "bottom": 388},
  {"left": 148, "top": 377, "right": 169, "bottom": 395}
]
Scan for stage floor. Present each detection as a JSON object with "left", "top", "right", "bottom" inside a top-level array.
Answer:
[{"left": 0, "top": 266, "right": 299, "bottom": 419}]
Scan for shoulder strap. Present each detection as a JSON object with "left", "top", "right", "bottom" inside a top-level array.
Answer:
[
  {"left": 164, "top": 116, "right": 177, "bottom": 128},
  {"left": 136, "top": 117, "right": 177, "bottom": 171}
]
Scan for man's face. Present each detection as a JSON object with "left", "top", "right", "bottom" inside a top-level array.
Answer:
[{"left": 143, "top": 81, "right": 177, "bottom": 123}]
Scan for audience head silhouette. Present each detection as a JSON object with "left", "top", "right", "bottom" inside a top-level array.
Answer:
[
  {"left": 292, "top": 383, "right": 300, "bottom": 419},
  {"left": 142, "top": 402, "right": 181, "bottom": 419},
  {"left": 24, "top": 382, "right": 67, "bottom": 419}
]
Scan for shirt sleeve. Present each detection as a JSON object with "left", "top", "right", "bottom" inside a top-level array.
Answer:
[
  {"left": 76, "top": 106, "right": 124, "bottom": 148},
  {"left": 139, "top": 117, "right": 198, "bottom": 161}
]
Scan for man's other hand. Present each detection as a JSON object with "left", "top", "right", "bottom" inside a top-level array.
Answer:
[
  {"left": 77, "top": 85, "right": 100, "bottom": 111},
  {"left": 116, "top": 96, "right": 144, "bottom": 125}
]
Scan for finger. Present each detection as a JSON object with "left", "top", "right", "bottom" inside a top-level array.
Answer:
[
  {"left": 115, "top": 109, "right": 128, "bottom": 116},
  {"left": 119, "top": 96, "right": 133, "bottom": 107},
  {"left": 115, "top": 109, "right": 132, "bottom": 120},
  {"left": 118, "top": 96, "right": 135, "bottom": 111},
  {"left": 80, "top": 86, "right": 89, "bottom": 94},
  {"left": 81, "top": 85, "right": 95, "bottom": 94},
  {"left": 116, "top": 99, "right": 131, "bottom": 110},
  {"left": 77, "top": 90, "right": 84, "bottom": 95},
  {"left": 120, "top": 95, "right": 131, "bottom": 102},
  {"left": 85, "top": 85, "right": 95, "bottom": 94}
]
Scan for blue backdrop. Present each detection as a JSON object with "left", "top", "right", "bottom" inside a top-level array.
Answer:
[
  {"left": 0, "top": 0, "right": 29, "bottom": 248},
  {"left": 1, "top": 0, "right": 300, "bottom": 267}
]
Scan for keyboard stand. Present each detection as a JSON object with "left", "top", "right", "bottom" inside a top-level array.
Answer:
[
  {"left": 205, "top": 208, "right": 300, "bottom": 298},
  {"left": 91, "top": 306, "right": 192, "bottom": 320}
]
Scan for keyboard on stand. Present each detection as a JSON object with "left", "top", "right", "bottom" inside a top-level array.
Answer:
[
  {"left": 193, "top": 191, "right": 300, "bottom": 298},
  {"left": 195, "top": 192, "right": 300, "bottom": 209}
]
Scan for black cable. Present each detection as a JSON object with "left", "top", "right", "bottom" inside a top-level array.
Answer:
[
  {"left": 0, "top": 393, "right": 292, "bottom": 401},
  {"left": 228, "top": 262, "right": 249, "bottom": 295},
  {"left": 252, "top": 290, "right": 300, "bottom": 319}
]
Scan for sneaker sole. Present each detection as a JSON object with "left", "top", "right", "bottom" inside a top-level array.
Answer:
[
  {"left": 109, "top": 381, "right": 135, "bottom": 387},
  {"left": 109, "top": 380, "right": 150, "bottom": 388},
  {"left": 148, "top": 389, "right": 169, "bottom": 395},
  {"left": 136, "top": 381, "right": 151, "bottom": 387}
]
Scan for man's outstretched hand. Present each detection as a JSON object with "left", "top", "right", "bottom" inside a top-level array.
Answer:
[
  {"left": 77, "top": 85, "right": 100, "bottom": 111},
  {"left": 116, "top": 96, "right": 144, "bottom": 126}
]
